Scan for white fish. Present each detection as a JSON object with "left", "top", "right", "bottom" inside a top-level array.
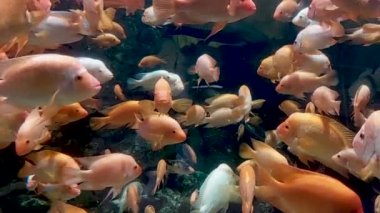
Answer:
[
  {"left": 192, "top": 164, "right": 240, "bottom": 213},
  {"left": 127, "top": 70, "right": 184, "bottom": 96},
  {"left": 292, "top": 7, "right": 319, "bottom": 28},
  {"left": 77, "top": 57, "right": 114, "bottom": 84}
]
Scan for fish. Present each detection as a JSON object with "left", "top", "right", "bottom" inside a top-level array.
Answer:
[
  {"left": 154, "top": 77, "right": 173, "bottom": 114},
  {"left": 18, "top": 150, "right": 80, "bottom": 184},
  {"left": 113, "top": 182, "right": 143, "bottom": 213},
  {"left": 192, "top": 54, "right": 220, "bottom": 86},
  {"left": 275, "top": 69, "right": 338, "bottom": 98},
  {"left": 133, "top": 112, "right": 187, "bottom": 150},
  {"left": 167, "top": 159, "right": 195, "bottom": 175},
  {"left": 48, "top": 201, "right": 88, "bottom": 213},
  {"left": 352, "top": 84, "right": 371, "bottom": 127},
  {"left": 176, "top": 104, "right": 207, "bottom": 127},
  {"left": 256, "top": 56, "right": 278, "bottom": 82},
  {"left": 310, "top": 86, "right": 341, "bottom": 116},
  {"left": 142, "top": 0, "right": 256, "bottom": 39},
  {"left": 276, "top": 112, "right": 354, "bottom": 176},
  {"left": 0, "top": 54, "right": 101, "bottom": 114},
  {"left": 339, "top": 24, "right": 380, "bottom": 46},
  {"left": 293, "top": 50, "right": 331, "bottom": 75},
  {"left": 27, "top": 11, "right": 84, "bottom": 49},
  {"left": 204, "top": 94, "right": 242, "bottom": 114},
  {"left": 64, "top": 153, "right": 142, "bottom": 199},
  {"left": 294, "top": 21, "right": 345, "bottom": 53},
  {"left": 177, "top": 143, "right": 197, "bottom": 166},
  {"left": 127, "top": 70, "right": 184, "bottom": 96},
  {"left": 292, "top": 7, "right": 319, "bottom": 28},
  {"left": 307, "top": 0, "right": 351, "bottom": 23},
  {"left": 273, "top": 0, "right": 299, "bottom": 22},
  {"left": 35, "top": 182, "right": 81, "bottom": 201},
  {"left": 144, "top": 205, "right": 156, "bottom": 213},
  {"left": 254, "top": 160, "right": 364, "bottom": 213},
  {"left": 90, "top": 100, "right": 154, "bottom": 130},
  {"left": 192, "top": 164, "right": 240, "bottom": 213},
  {"left": 114, "top": 84, "right": 127, "bottom": 101},
  {"left": 239, "top": 139, "right": 289, "bottom": 170},
  {"left": 77, "top": 57, "right": 114, "bottom": 84},
  {"left": 236, "top": 160, "right": 255, "bottom": 213},
  {"left": 352, "top": 111, "right": 380, "bottom": 164},
  {"left": 278, "top": 100, "right": 302, "bottom": 116},
  {"left": 49, "top": 103, "right": 88, "bottom": 129},
  {"left": 0, "top": 0, "right": 48, "bottom": 54},
  {"left": 332, "top": 148, "right": 369, "bottom": 180},
  {"left": 152, "top": 159, "right": 167, "bottom": 195},
  {"left": 91, "top": 33, "right": 121, "bottom": 48},
  {"left": 272, "top": 45, "right": 295, "bottom": 79},
  {"left": 15, "top": 107, "right": 52, "bottom": 156},
  {"left": 202, "top": 107, "right": 243, "bottom": 128},
  {"left": 138, "top": 55, "right": 166, "bottom": 68}
]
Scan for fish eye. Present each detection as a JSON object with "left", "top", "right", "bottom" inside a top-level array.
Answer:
[
  {"left": 25, "top": 140, "right": 30, "bottom": 144},
  {"left": 133, "top": 165, "right": 138, "bottom": 170},
  {"left": 337, "top": 154, "right": 341, "bottom": 158},
  {"left": 300, "top": 15, "right": 303, "bottom": 19},
  {"left": 75, "top": 109, "right": 80, "bottom": 113},
  {"left": 172, "top": 130, "right": 176, "bottom": 134},
  {"left": 279, "top": 11, "right": 283, "bottom": 15},
  {"left": 285, "top": 125, "right": 289, "bottom": 129},
  {"left": 75, "top": 75, "right": 83, "bottom": 81},
  {"left": 359, "top": 133, "right": 364, "bottom": 139}
]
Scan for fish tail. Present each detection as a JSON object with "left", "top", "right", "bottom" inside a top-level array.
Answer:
[
  {"left": 242, "top": 202, "right": 253, "bottom": 213},
  {"left": 212, "top": 67, "right": 220, "bottom": 82},
  {"left": 239, "top": 143, "right": 256, "bottom": 159},
  {"left": 127, "top": 78, "right": 139, "bottom": 89},
  {"left": 172, "top": 98, "right": 193, "bottom": 113},
  {"left": 90, "top": 117, "right": 108, "bottom": 130}
]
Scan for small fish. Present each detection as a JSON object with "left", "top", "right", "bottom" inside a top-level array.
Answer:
[
  {"left": 114, "top": 84, "right": 127, "bottom": 101},
  {"left": 91, "top": 33, "right": 121, "bottom": 48},
  {"left": 352, "top": 84, "right": 371, "bottom": 127},
  {"left": 176, "top": 104, "right": 207, "bottom": 127},
  {"left": 154, "top": 77, "right": 172, "bottom": 114},
  {"left": 49, "top": 103, "right": 88, "bottom": 129},
  {"left": 133, "top": 113, "right": 187, "bottom": 151},
  {"left": 204, "top": 94, "right": 242, "bottom": 114},
  {"left": 203, "top": 107, "right": 243, "bottom": 128},
  {"left": 114, "top": 182, "right": 143, "bottom": 213},
  {"left": 257, "top": 56, "right": 278, "bottom": 82},
  {"left": 127, "top": 70, "right": 184, "bottom": 96},
  {"left": 278, "top": 100, "right": 302, "bottom": 116},
  {"left": 332, "top": 148, "right": 368, "bottom": 180},
  {"left": 192, "top": 54, "right": 220, "bottom": 86},
  {"left": 63, "top": 153, "right": 142, "bottom": 199},
  {"left": 192, "top": 164, "right": 240, "bottom": 213},
  {"left": 77, "top": 57, "right": 114, "bottom": 84},
  {"left": 339, "top": 24, "right": 380, "bottom": 46},
  {"left": 273, "top": 0, "right": 299, "bottom": 22},
  {"left": 237, "top": 160, "right": 255, "bottom": 213},
  {"left": 138, "top": 55, "right": 166, "bottom": 69},
  {"left": 144, "top": 205, "right": 156, "bottom": 213},
  {"left": 151, "top": 159, "right": 167, "bottom": 195},
  {"left": 311, "top": 86, "right": 340, "bottom": 115},
  {"left": 177, "top": 143, "right": 197, "bottom": 166},
  {"left": 167, "top": 160, "right": 195, "bottom": 175},
  {"left": 292, "top": 7, "right": 319, "bottom": 28}
]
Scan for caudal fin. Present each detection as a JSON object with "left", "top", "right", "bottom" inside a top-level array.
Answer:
[
  {"left": 127, "top": 78, "right": 140, "bottom": 89},
  {"left": 172, "top": 99, "right": 193, "bottom": 113},
  {"left": 62, "top": 167, "right": 84, "bottom": 186}
]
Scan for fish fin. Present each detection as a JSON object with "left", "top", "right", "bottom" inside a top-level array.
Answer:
[
  {"left": 39, "top": 89, "right": 61, "bottom": 121},
  {"left": 126, "top": 78, "right": 140, "bottom": 89},
  {"left": 316, "top": 113, "right": 355, "bottom": 146},
  {"left": 151, "top": 135, "right": 165, "bottom": 151},
  {"left": 89, "top": 117, "right": 109, "bottom": 130},
  {"left": 239, "top": 143, "right": 256, "bottom": 159},
  {"left": 251, "top": 99, "right": 266, "bottom": 109},
  {"left": 172, "top": 98, "right": 193, "bottom": 113},
  {"left": 104, "top": 8, "right": 116, "bottom": 20},
  {"left": 255, "top": 165, "right": 280, "bottom": 196},
  {"left": 138, "top": 100, "right": 156, "bottom": 116},
  {"left": 205, "top": 22, "right": 227, "bottom": 41},
  {"left": 333, "top": 100, "right": 341, "bottom": 116},
  {"left": 353, "top": 111, "right": 366, "bottom": 128},
  {"left": 305, "top": 102, "right": 316, "bottom": 113},
  {"left": 359, "top": 155, "right": 377, "bottom": 181},
  {"left": 252, "top": 139, "right": 273, "bottom": 152},
  {"left": 75, "top": 155, "right": 109, "bottom": 168}
]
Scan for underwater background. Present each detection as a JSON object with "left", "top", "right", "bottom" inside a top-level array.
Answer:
[{"left": 0, "top": 0, "right": 380, "bottom": 212}]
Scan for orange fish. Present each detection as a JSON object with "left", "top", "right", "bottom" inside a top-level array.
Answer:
[
  {"left": 237, "top": 160, "right": 255, "bottom": 213},
  {"left": 114, "top": 84, "right": 127, "bottom": 101},
  {"left": 276, "top": 112, "right": 354, "bottom": 176},
  {"left": 91, "top": 33, "right": 121, "bottom": 48},
  {"left": 138, "top": 55, "right": 166, "bottom": 69},
  {"left": 176, "top": 104, "right": 207, "bottom": 127},
  {"left": 134, "top": 112, "right": 187, "bottom": 150},
  {"left": 278, "top": 100, "right": 302, "bottom": 116},
  {"left": 49, "top": 103, "right": 88, "bottom": 129},
  {"left": 144, "top": 205, "right": 156, "bottom": 213},
  {"left": 255, "top": 161, "right": 364, "bottom": 213},
  {"left": 152, "top": 159, "right": 167, "bottom": 195}
]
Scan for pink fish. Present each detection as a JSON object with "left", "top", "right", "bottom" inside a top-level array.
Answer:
[
  {"left": 64, "top": 153, "right": 142, "bottom": 199},
  {"left": 310, "top": 86, "right": 340, "bottom": 116},
  {"left": 308, "top": 0, "right": 350, "bottom": 22},
  {"left": 143, "top": 0, "right": 256, "bottom": 38},
  {"left": 154, "top": 77, "right": 172, "bottom": 114},
  {"left": 352, "top": 111, "right": 380, "bottom": 164},
  {"left": 27, "top": 0, "right": 52, "bottom": 12},
  {"left": 273, "top": 0, "right": 299, "bottom": 22},
  {"left": 352, "top": 84, "right": 371, "bottom": 127},
  {"left": 0, "top": 54, "right": 101, "bottom": 111},
  {"left": 192, "top": 54, "right": 220, "bottom": 86},
  {"left": 275, "top": 69, "right": 338, "bottom": 98}
]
